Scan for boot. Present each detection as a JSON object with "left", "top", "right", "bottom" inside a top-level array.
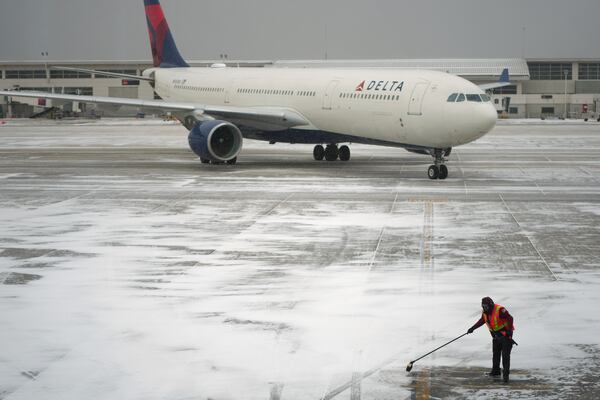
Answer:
[
  {"left": 503, "top": 371, "right": 509, "bottom": 383},
  {"left": 488, "top": 368, "right": 501, "bottom": 376}
]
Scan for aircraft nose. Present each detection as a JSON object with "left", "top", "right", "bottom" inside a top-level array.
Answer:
[
  {"left": 464, "top": 103, "right": 497, "bottom": 143},
  {"left": 475, "top": 103, "right": 497, "bottom": 134}
]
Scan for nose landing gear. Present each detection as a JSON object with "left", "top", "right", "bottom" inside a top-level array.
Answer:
[{"left": 428, "top": 148, "right": 450, "bottom": 180}]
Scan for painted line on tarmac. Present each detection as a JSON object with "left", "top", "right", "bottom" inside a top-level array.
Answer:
[
  {"left": 368, "top": 192, "right": 398, "bottom": 269},
  {"left": 422, "top": 202, "right": 434, "bottom": 269},
  {"left": 350, "top": 371, "right": 362, "bottom": 400},
  {"left": 320, "top": 351, "right": 407, "bottom": 400},
  {"left": 415, "top": 368, "right": 431, "bottom": 400}
]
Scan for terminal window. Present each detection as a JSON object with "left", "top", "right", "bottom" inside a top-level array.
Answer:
[
  {"left": 50, "top": 70, "right": 92, "bottom": 79},
  {"left": 62, "top": 87, "right": 93, "bottom": 96},
  {"left": 578, "top": 63, "right": 600, "bottom": 80},
  {"left": 95, "top": 70, "right": 138, "bottom": 78},
  {"left": 492, "top": 85, "right": 517, "bottom": 95},
  {"left": 5, "top": 70, "right": 47, "bottom": 79},
  {"left": 541, "top": 107, "right": 555, "bottom": 114},
  {"left": 528, "top": 63, "right": 572, "bottom": 80}
]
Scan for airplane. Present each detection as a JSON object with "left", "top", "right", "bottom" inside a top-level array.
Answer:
[{"left": 0, "top": 0, "right": 510, "bottom": 180}]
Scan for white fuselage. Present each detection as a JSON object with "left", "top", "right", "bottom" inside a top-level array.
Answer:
[{"left": 150, "top": 67, "right": 497, "bottom": 149}]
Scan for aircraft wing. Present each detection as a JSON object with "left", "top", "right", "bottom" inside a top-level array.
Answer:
[
  {"left": 478, "top": 68, "right": 511, "bottom": 91},
  {"left": 0, "top": 90, "right": 310, "bottom": 129},
  {"left": 52, "top": 66, "right": 154, "bottom": 82}
]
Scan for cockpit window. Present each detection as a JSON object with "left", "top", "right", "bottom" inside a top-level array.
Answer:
[
  {"left": 456, "top": 93, "right": 465, "bottom": 102},
  {"left": 447, "top": 93, "right": 458, "bottom": 102},
  {"left": 480, "top": 94, "right": 491, "bottom": 102},
  {"left": 466, "top": 94, "right": 482, "bottom": 102}
]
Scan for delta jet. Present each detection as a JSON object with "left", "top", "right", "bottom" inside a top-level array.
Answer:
[{"left": 0, "top": 0, "right": 510, "bottom": 180}]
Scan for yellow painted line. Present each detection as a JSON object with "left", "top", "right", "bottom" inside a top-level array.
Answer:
[
  {"left": 415, "top": 368, "right": 431, "bottom": 400},
  {"left": 421, "top": 201, "right": 435, "bottom": 268},
  {"left": 408, "top": 197, "right": 448, "bottom": 203}
]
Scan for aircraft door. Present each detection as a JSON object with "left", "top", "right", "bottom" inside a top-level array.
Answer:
[
  {"left": 225, "top": 80, "right": 236, "bottom": 104},
  {"left": 408, "top": 82, "right": 430, "bottom": 116},
  {"left": 322, "top": 80, "right": 340, "bottom": 110}
]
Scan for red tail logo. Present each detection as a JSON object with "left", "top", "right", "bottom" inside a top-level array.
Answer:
[
  {"left": 143, "top": 0, "right": 188, "bottom": 68},
  {"left": 355, "top": 80, "right": 365, "bottom": 92},
  {"left": 145, "top": 4, "right": 169, "bottom": 67}
]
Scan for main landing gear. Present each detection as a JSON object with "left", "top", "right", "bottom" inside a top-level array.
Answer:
[
  {"left": 428, "top": 148, "right": 451, "bottom": 180},
  {"left": 313, "top": 144, "right": 351, "bottom": 162},
  {"left": 200, "top": 157, "right": 237, "bottom": 165}
]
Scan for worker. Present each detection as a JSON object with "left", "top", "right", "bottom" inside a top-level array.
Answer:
[{"left": 467, "top": 297, "right": 515, "bottom": 383}]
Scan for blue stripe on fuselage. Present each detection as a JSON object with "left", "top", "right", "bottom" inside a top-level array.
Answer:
[{"left": 239, "top": 126, "right": 430, "bottom": 152}]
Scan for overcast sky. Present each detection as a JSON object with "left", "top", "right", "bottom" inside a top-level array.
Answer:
[{"left": 1, "top": 0, "right": 600, "bottom": 62}]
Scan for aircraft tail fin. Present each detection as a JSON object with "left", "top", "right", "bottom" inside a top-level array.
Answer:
[
  {"left": 143, "top": 0, "right": 189, "bottom": 68},
  {"left": 478, "top": 68, "right": 511, "bottom": 91}
]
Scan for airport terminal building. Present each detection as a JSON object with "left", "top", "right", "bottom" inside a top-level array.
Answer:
[{"left": 1, "top": 58, "right": 600, "bottom": 119}]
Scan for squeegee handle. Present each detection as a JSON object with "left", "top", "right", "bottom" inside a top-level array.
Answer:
[{"left": 411, "top": 332, "right": 469, "bottom": 363}]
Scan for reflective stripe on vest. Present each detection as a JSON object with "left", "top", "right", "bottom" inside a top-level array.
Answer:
[{"left": 483, "top": 304, "right": 508, "bottom": 332}]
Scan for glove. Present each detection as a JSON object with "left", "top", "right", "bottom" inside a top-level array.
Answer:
[{"left": 467, "top": 328, "right": 474, "bottom": 334}]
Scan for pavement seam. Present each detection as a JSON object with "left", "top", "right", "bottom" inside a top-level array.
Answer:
[{"left": 498, "top": 194, "right": 559, "bottom": 281}]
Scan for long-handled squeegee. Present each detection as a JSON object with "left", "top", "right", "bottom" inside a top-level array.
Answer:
[{"left": 406, "top": 332, "right": 469, "bottom": 372}]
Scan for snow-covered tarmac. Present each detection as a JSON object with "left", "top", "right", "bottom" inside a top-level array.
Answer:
[{"left": 0, "top": 119, "right": 599, "bottom": 399}]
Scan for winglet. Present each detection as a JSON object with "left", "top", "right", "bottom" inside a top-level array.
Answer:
[{"left": 143, "top": 0, "right": 189, "bottom": 68}]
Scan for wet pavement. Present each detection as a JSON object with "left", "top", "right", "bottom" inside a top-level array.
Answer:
[{"left": 0, "top": 119, "right": 599, "bottom": 399}]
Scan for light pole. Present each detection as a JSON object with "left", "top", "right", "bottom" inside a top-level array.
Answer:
[{"left": 564, "top": 69, "right": 568, "bottom": 119}]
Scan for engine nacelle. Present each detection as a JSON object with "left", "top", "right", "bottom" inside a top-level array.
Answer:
[{"left": 187, "top": 120, "right": 243, "bottom": 162}]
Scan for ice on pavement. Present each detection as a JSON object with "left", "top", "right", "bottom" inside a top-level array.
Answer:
[{"left": 0, "top": 119, "right": 599, "bottom": 399}]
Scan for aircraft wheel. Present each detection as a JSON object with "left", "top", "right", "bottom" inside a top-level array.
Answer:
[
  {"left": 325, "top": 144, "right": 339, "bottom": 161},
  {"left": 226, "top": 157, "right": 237, "bottom": 165},
  {"left": 428, "top": 165, "right": 439, "bottom": 180},
  {"left": 200, "top": 158, "right": 210, "bottom": 164},
  {"left": 339, "top": 145, "right": 351, "bottom": 161},
  {"left": 439, "top": 165, "right": 448, "bottom": 180},
  {"left": 313, "top": 145, "right": 325, "bottom": 161}
]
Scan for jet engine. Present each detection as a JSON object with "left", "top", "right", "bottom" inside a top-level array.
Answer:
[{"left": 187, "top": 120, "right": 243, "bottom": 163}]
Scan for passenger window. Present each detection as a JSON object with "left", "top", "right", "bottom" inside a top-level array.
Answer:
[
  {"left": 466, "top": 94, "right": 482, "bottom": 102},
  {"left": 456, "top": 94, "right": 465, "bottom": 102},
  {"left": 447, "top": 93, "right": 458, "bottom": 102}
]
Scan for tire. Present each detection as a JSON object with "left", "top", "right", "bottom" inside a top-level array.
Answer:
[
  {"left": 313, "top": 145, "right": 325, "bottom": 161},
  {"left": 428, "top": 165, "right": 439, "bottom": 180},
  {"left": 584, "top": 118, "right": 589, "bottom": 122},
  {"left": 439, "top": 165, "right": 448, "bottom": 180},
  {"left": 200, "top": 158, "right": 210, "bottom": 164},
  {"left": 339, "top": 145, "right": 351, "bottom": 161},
  {"left": 325, "top": 145, "right": 339, "bottom": 161},
  {"left": 226, "top": 157, "right": 237, "bottom": 165}
]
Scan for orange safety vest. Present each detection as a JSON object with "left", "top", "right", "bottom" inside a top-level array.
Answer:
[{"left": 483, "top": 304, "right": 509, "bottom": 334}]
